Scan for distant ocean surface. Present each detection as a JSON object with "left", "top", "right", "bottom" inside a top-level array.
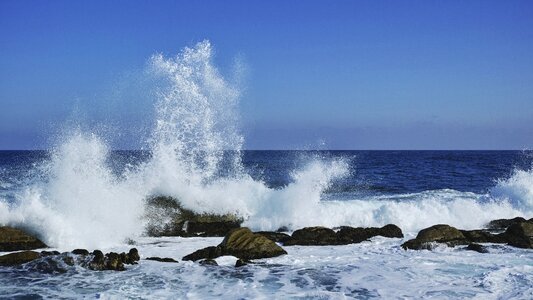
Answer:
[{"left": 1, "top": 150, "right": 532, "bottom": 299}]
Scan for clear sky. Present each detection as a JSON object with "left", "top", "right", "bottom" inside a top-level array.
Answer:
[{"left": 1, "top": 0, "right": 532, "bottom": 150}]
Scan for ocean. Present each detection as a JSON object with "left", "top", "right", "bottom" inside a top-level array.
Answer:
[{"left": 1, "top": 41, "right": 532, "bottom": 298}]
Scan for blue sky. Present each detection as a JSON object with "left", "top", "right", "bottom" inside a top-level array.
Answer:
[{"left": 1, "top": 0, "right": 532, "bottom": 149}]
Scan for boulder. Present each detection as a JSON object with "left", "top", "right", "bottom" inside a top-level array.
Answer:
[
  {"left": 235, "top": 259, "right": 250, "bottom": 267},
  {"left": 72, "top": 249, "right": 89, "bottom": 256},
  {"left": 465, "top": 243, "right": 489, "bottom": 253},
  {"left": 182, "top": 246, "right": 223, "bottom": 261},
  {"left": 146, "top": 257, "right": 179, "bottom": 263},
  {"left": 486, "top": 217, "right": 527, "bottom": 231},
  {"left": 255, "top": 231, "right": 291, "bottom": 243},
  {"left": 0, "top": 226, "right": 47, "bottom": 251},
  {"left": 0, "top": 251, "right": 41, "bottom": 266},
  {"left": 402, "top": 224, "right": 468, "bottom": 250},
  {"left": 145, "top": 196, "right": 242, "bottom": 237},
  {"left": 183, "top": 227, "right": 287, "bottom": 261},
  {"left": 86, "top": 248, "right": 139, "bottom": 271},
  {"left": 220, "top": 228, "right": 287, "bottom": 260},
  {"left": 284, "top": 227, "right": 337, "bottom": 246},
  {"left": 199, "top": 259, "right": 218, "bottom": 266},
  {"left": 336, "top": 224, "right": 403, "bottom": 244},
  {"left": 502, "top": 222, "right": 533, "bottom": 249}
]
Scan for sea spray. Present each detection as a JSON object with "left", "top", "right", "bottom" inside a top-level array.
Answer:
[{"left": 1, "top": 41, "right": 532, "bottom": 249}]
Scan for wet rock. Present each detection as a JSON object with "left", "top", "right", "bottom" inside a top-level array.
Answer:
[
  {"left": 276, "top": 226, "right": 289, "bottom": 232},
  {"left": 86, "top": 248, "right": 139, "bottom": 271},
  {"left": 336, "top": 224, "right": 404, "bottom": 245},
  {"left": 502, "top": 222, "right": 533, "bottom": 249},
  {"left": 0, "top": 226, "right": 47, "bottom": 251},
  {"left": 40, "top": 250, "right": 60, "bottom": 256},
  {"left": 284, "top": 227, "right": 337, "bottom": 246},
  {"left": 182, "top": 246, "right": 223, "bottom": 261},
  {"left": 460, "top": 230, "right": 507, "bottom": 244},
  {"left": 235, "top": 259, "right": 250, "bottom": 267},
  {"left": 183, "top": 227, "right": 287, "bottom": 261},
  {"left": 255, "top": 231, "right": 291, "bottom": 243},
  {"left": 402, "top": 224, "right": 468, "bottom": 250},
  {"left": 220, "top": 228, "right": 288, "bottom": 260},
  {"left": 486, "top": 217, "right": 527, "bottom": 231},
  {"left": 146, "top": 257, "right": 179, "bottom": 263},
  {"left": 0, "top": 250, "right": 41, "bottom": 266},
  {"left": 199, "top": 259, "right": 218, "bottom": 266},
  {"left": 72, "top": 249, "right": 89, "bottom": 256},
  {"left": 465, "top": 243, "right": 489, "bottom": 253},
  {"left": 145, "top": 196, "right": 242, "bottom": 237}
]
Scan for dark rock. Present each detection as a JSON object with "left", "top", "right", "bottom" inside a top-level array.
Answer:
[
  {"left": 466, "top": 243, "right": 489, "bottom": 253},
  {"left": 220, "top": 228, "right": 287, "bottom": 260},
  {"left": 502, "top": 222, "right": 533, "bottom": 249},
  {"left": 146, "top": 257, "right": 179, "bottom": 263},
  {"left": 199, "top": 259, "right": 218, "bottom": 266},
  {"left": 40, "top": 250, "right": 60, "bottom": 256},
  {"left": 182, "top": 227, "right": 287, "bottom": 261},
  {"left": 336, "top": 224, "right": 404, "bottom": 245},
  {"left": 182, "top": 246, "right": 223, "bottom": 261},
  {"left": 284, "top": 227, "right": 337, "bottom": 246},
  {"left": 276, "top": 226, "right": 289, "bottom": 232},
  {"left": 86, "top": 248, "right": 138, "bottom": 271},
  {"left": 487, "top": 217, "right": 527, "bottom": 231},
  {"left": 0, "top": 226, "right": 47, "bottom": 251},
  {"left": 402, "top": 224, "right": 468, "bottom": 250},
  {"left": 460, "top": 230, "right": 507, "bottom": 244},
  {"left": 235, "top": 259, "right": 250, "bottom": 267},
  {"left": 255, "top": 231, "right": 291, "bottom": 243},
  {"left": 72, "top": 249, "right": 89, "bottom": 256},
  {"left": 0, "top": 250, "right": 41, "bottom": 266},
  {"left": 145, "top": 196, "right": 242, "bottom": 237}
]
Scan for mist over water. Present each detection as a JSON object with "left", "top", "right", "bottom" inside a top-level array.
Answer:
[{"left": 0, "top": 41, "right": 532, "bottom": 249}]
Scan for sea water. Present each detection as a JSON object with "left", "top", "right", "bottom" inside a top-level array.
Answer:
[{"left": 0, "top": 41, "right": 532, "bottom": 299}]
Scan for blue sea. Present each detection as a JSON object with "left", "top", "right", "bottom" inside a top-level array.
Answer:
[{"left": 1, "top": 41, "right": 532, "bottom": 298}]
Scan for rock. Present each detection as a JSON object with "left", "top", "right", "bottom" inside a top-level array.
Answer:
[
  {"left": 145, "top": 196, "right": 242, "bottom": 237},
  {"left": 220, "top": 228, "right": 287, "bottom": 260},
  {"left": 487, "top": 217, "right": 528, "bottom": 231},
  {"left": 183, "top": 227, "right": 287, "bottom": 261},
  {"left": 72, "top": 249, "right": 89, "bottom": 256},
  {"left": 402, "top": 224, "right": 468, "bottom": 250},
  {"left": 146, "top": 257, "right": 179, "bottom": 263},
  {"left": 465, "top": 243, "right": 489, "bottom": 253},
  {"left": 199, "top": 259, "right": 218, "bottom": 266},
  {"left": 182, "top": 246, "right": 223, "bottom": 261},
  {"left": 86, "top": 248, "right": 139, "bottom": 271},
  {"left": 502, "top": 222, "right": 533, "bottom": 249},
  {"left": 0, "top": 251, "right": 41, "bottom": 266},
  {"left": 0, "top": 226, "right": 47, "bottom": 251},
  {"left": 460, "top": 230, "right": 507, "bottom": 244},
  {"left": 235, "top": 259, "right": 250, "bottom": 267},
  {"left": 255, "top": 231, "right": 291, "bottom": 243},
  {"left": 336, "top": 224, "right": 404, "bottom": 245},
  {"left": 276, "top": 226, "right": 289, "bottom": 232},
  {"left": 40, "top": 250, "right": 60, "bottom": 256},
  {"left": 284, "top": 227, "right": 337, "bottom": 246}
]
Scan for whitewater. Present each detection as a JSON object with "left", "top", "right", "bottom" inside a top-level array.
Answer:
[{"left": 0, "top": 41, "right": 532, "bottom": 299}]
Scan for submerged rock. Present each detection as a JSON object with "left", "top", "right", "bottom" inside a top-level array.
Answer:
[
  {"left": 199, "top": 259, "right": 218, "bottom": 266},
  {"left": 72, "top": 249, "right": 89, "bottom": 256},
  {"left": 146, "top": 257, "right": 179, "bottom": 263},
  {"left": 145, "top": 196, "right": 242, "bottom": 237},
  {"left": 284, "top": 227, "right": 337, "bottom": 246},
  {"left": 0, "top": 226, "right": 47, "bottom": 251},
  {"left": 183, "top": 227, "right": 287, "bottom": 262},
  {"left": 0, "top": 251, "right": 41, "bottom": 266},
  {"left": 402, "top": 224, "right": 468, "bottom": 250},
  {"left": 235, "top": 259, "right": 251, "bottom": 267},
  {"left": 86, "top": 248, "right": 140, "bottom": 271},
  {"left": 465, "top": 243, "right": 489, "bottom": 253}
]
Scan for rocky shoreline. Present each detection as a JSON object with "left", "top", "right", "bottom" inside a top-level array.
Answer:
[{"left": 1, "top": 215, "right": 531, "bottom": 271}]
